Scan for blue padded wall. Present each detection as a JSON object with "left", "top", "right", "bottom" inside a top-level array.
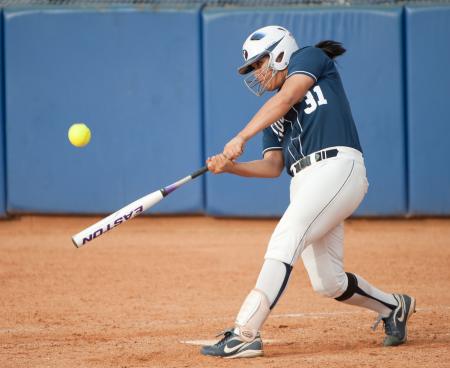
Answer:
[
  {"left": 0, "top": 11, "right": 5, "bottom": 217},
  {"left": 406, "top": 5, "right": 450, "bottom": 215},
  {"left": 203, "top": 7, "right": 406, "bottom": 216},
  {"left": 4, "top": 6, "right": 203, "bottom": 214}
]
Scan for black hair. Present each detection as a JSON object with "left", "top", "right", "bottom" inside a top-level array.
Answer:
[{"left": 315, "top": 40, "right": 346, "bottom": 59}]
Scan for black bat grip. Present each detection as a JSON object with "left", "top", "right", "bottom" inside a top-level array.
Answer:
[{"left": 191, "top": 165, "right": 209, "bottom": 179}]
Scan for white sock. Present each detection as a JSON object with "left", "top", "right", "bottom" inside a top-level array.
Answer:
[{"left": 336, "top": 273, "right": 398, "bottom": 317}]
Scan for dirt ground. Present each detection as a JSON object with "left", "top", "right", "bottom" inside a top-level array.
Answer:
[{"left": 1, "top": 216, "right": 449, "bottom": 368}]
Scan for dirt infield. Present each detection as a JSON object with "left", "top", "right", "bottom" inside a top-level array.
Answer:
[{"left": 1, "top": 216, "right": 450, "bottom": 368}]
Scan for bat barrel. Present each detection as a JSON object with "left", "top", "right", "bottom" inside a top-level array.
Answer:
[
  {"left": 72, "top": 190, "right": 164, "bottom": 247},
  {"left": 71, "top": 166, "right": 209, "bottom": 248}
]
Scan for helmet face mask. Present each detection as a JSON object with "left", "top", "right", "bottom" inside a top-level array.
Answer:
[
  {"left": 243, "top": 55, "right": 278, "bottom": 97},
  {"left": 238, "top": 25, "right": 299, "bottom": 96}
]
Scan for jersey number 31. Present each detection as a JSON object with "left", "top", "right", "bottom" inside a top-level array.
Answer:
[{"left": 304, "top": 86, "right": 327, "bottom": 114}]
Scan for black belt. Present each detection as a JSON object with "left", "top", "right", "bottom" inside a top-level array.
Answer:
[{"left": 291, "top": 148, "right": 339, "bottom": 175}]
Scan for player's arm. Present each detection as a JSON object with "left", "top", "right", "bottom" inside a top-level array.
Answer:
[
  {"left": 224, "top": 74, "right": 314, "bottom": 159},
  {"left": 240, "top": 74, "right": 314, "bottom": 140},
  {"left": 207, "top": 150, "right": 284, "bottom": 178}
]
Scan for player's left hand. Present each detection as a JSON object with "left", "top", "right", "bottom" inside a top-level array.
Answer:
[
  {"left": 207, "top": 154, "right": 234, "bottom": 174},
  {"left": 223, "top": 135, "right": 246, "bottom": 160}
]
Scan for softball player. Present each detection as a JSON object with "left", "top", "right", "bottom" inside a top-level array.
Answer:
[{"left": 202, "top": 26, "right": 415, "bottom": 359}]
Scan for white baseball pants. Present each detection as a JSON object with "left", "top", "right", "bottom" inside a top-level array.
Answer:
[
  {"left": 265, "top": 146, "right": 368, "bottom": 296},
  {"left": 234, "top": 147, "right": 400, "bottom": 338}
]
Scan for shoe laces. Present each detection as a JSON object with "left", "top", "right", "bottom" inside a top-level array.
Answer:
[
  {"left": 214, "top": 328, "right": 234, "bottom": 347},
  {"left": 384, "top": 320, "right": 394, "bottom": 336},
  {"left": 371, "top": 314, "right": 394, "bottom": 335},
  {"left": 371, "top": 314, "right": 383, "bottom": 331}
]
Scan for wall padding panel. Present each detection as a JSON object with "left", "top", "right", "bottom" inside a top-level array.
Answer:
[
  {"left": 4, "top": 6, "right": 204, "bottom": 214},
  {"left": 0, "top": 11, "right": 5, "bottom": 217},
  {"left": 203, "top": 7, "right": 406, "bottom": 216},
  {"left": 406, "top": 5, "right": 450, "bottom": 215}
]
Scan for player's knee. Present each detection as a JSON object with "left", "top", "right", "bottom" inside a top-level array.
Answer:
[
  {"left": 267, "top": 224, "right": 309, "bottom": 265},
  {"left": 310, "top": 274, "right": 347, "bottom": 299}
]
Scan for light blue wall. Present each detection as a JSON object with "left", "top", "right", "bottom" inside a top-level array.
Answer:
[
  {"left": 203, "top": 7, "right": 406, "bottom": 216},
  {"left": 1, "top": 4, "right": 449, "bottom": 217},
  {"left": 0, "top": 11, "right": 5, "bottom": 217},
  {"left": 406, "top": 5, "right": 450, "bottom": 215},
  {"left": 4, "top": 6, "right": 204, "bottom": 214}
]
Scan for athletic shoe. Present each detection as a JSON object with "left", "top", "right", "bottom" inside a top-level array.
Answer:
[
  {"left": 372, "top": 294, "right": 416, "bottom": 347},
  {"left": 200, "top": 328, "right": 263, "bottom": 358}
]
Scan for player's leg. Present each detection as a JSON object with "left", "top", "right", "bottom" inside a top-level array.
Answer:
[
  {"left": 301, "top": 223, "right": 416, "bottom": 346},
  {"left": 301, "top": 223, "right": 398, "bottom": 311},
  {"left": 200, "top": 258, "right": 291, "bottom": 358},
  {"left": 235, "top": 259, "right": 292, "bottom": 339},
  {"left": 201, "top": 152, "right": 367, "bottom": 358}
]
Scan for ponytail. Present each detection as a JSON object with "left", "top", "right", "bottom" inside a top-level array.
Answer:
[{"left": 315, "top": 40, "right": 346, "bottom": 59}]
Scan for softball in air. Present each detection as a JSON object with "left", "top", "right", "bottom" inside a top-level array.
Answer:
[{"left": 68, "top": 123, "right": 91, "bottom": 147}]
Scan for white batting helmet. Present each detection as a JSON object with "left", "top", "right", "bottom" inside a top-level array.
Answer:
[{"left": 238, "top": 25, "right": 299, "bottom": 75}]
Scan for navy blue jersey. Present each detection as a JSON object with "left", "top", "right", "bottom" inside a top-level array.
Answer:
[{"left": 262, "top": 46, "right": 362, "bottom": 176}]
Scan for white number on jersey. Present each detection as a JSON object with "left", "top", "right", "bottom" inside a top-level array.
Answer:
[{"left": 303, "top": 85, "right": 328, "bottom": 114}]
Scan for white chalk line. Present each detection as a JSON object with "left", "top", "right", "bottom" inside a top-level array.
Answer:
[
  {"left": 179, "top": 306, "right": 450, "bottom": 346},
  {"left": 175, "top": 306, "right": 449, "bottom": 329},
  {"left": 2, "top": 306, "right": 448, "bottom": 335},
  {"left": 271, "top": 307, "right": 439, "bottom": 319},
  {"left": 192, "top": 306, "right": 450, "bottom": 326}
]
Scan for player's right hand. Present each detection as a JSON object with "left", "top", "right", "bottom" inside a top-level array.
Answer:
[{"left": 207, "top": 154, "right": 234, "bottom": 174}]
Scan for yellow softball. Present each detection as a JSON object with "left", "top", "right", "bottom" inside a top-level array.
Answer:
[{"left": 68, "top": 123, "right": 91, "bottom": 147}]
